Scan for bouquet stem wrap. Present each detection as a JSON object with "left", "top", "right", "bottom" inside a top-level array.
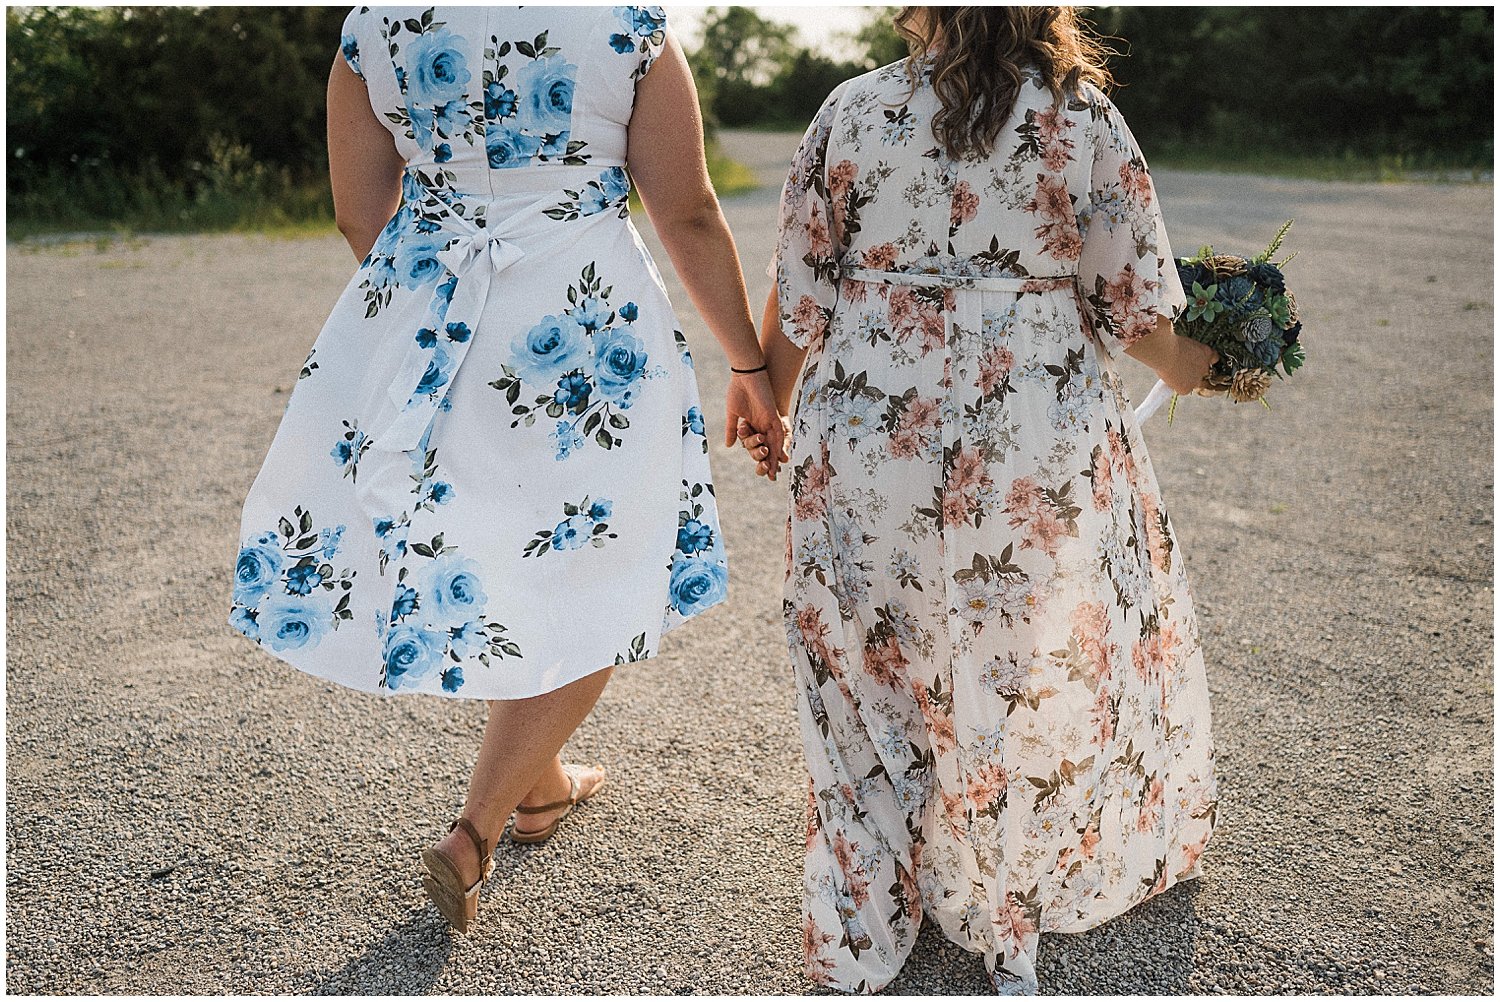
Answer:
[{"left": 1134, "top": 379, "right": 1175, "bottom": 423}]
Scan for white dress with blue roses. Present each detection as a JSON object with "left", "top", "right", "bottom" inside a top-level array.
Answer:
[{"left": 230, "top": 5, "right": 727, "bottom": 700}]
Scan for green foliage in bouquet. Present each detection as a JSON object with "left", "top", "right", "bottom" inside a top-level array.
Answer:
[{"left": 1172, "top": 220, "right": 1305, "bottom": 409}]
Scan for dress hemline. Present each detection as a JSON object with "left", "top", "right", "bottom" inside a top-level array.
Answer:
[{"left": 228, "top": 588, "right": 728, "bottom": 703}]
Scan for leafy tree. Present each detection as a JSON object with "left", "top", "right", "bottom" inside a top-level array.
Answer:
[
  {"left": 847, "top": 6, "right": 907, "bottom": 72},
  {"left": 688, "top": 6, "right": 797, "bottom": 127}
]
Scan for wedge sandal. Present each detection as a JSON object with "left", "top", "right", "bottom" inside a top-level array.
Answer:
[{"left": 421, "top": 816, "right": 495, "bottom": 934}]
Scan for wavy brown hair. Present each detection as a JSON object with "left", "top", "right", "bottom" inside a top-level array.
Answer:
[{"left": 894, "top": 6, "right": 1115, "bottom": 161}]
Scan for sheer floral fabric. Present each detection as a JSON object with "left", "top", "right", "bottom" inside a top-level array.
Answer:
[{"left": 773, "top": 60, "right": 1217, "bottom": 993}]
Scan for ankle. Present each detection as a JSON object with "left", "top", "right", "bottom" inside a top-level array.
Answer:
[{"left": 519, "top": 763, "right": 571, "bottom": 807}]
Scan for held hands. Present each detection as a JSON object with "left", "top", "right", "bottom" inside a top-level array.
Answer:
[
  {"left": 724, "top": 370, "right": 789, "bottom": 479},
  {"left": 736, "top": 414, "right": 791, "bottom": 481}
]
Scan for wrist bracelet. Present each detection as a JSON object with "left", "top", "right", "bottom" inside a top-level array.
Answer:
[{"left": 730, "top": 363, "right": 768, "bottom": 375}]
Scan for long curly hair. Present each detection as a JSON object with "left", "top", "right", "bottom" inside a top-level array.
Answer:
[{"left": 894, "top": 6, "right": 1115, "bottom": 161}]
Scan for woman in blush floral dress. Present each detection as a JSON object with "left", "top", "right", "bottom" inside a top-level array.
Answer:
[
  {"left": 229, "top": 6, "right": 783, "bottom": 933},
  {"left": 738, "top": 7, "right": 1220, "bottom": 993}
]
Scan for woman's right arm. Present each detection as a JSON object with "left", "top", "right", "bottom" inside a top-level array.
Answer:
[
  {"left": 1076, "top": 92, "right": 1216, "bottom": 392},
  {"left": 326, "top": 55, "right": 404, "bottom": 262}
]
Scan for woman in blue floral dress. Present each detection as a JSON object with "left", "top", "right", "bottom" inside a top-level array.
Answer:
[{"left": 229, "top": 5, "right": 782, "bottom": 931}]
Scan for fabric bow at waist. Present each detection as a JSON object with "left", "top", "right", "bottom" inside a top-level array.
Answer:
[
  {"left": 360, "top": 164, "right": 632, "bottom": 456},
  {"left": 368, "top": 213, "right": 526, "bottom": 454}
]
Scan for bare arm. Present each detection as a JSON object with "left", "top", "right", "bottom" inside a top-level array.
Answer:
[
  {"left": 628, "top": 31, "right": 761, "bottom": 370},
  {"left": 760, "top": 286, "right": 809, "bottom": 417},
  {"left": 737, "top": 287, "right": 807, "bottom": 481},
  {"left": 627, "top": 29, "right": 784, "bottom": 456},
  {"left": 327, "top": 55, "right": 404, "bottom": 262}
]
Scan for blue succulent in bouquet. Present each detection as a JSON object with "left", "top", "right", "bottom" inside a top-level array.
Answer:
[{"left": 1167, "top": 220, "right": 1305, "bottom": 414}]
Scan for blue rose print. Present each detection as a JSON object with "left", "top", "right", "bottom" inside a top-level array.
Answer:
[
  {"left": 486, "top": 82, "right": 519, "bottom": 119},
  {"left": 405, "top": 29, "right": 472, "bottom": 106},
  {"left": 391, "top": 583, "right": 419, "bottom": 621},
  {"left": 618, "top": 301, "right": 639, "bottom": 323},
  {"left": 318, "top": 525, "right": 345, "bottom": 559},
  {"left": 524, "top": 495, "right": 618, "bottom": 557},
  {"left": 515, "top": 54, "right": 576, "bottom": 137},
  {"left": 417, "top": 553, "right": 490, "bottom": 627},
  {"left": 676, "top": 518, "right": 714, "bottom": 555},
  {"left": 487, "top": 125, "right": 543, "bottom": 169},
  {"left": 393, "top": 235, "right": 447, "bottom": 288},
  {"left": 285, "top": 563, "right": 325, "bottom": 596},
  {"left": 512, "top": 314, "right": 589, "bottom": 383},
  {"left": 580, "top": 186, "right": 611, "bottom": 216},
  {"left": 600, "top": 168, "right": 631, "bottom": 202},
  {"left": 575, "top": 296, "right": 610, "bottom": 331},
  {"left": 382, "top": 624, "right": 448, "bottom": 688},
  {"left": 554, "top": 372, "right": 592, "bottom": 411},
  {"left": 441, "top": 665, "right": 465, "bottom": 692},
  {"left": 553, "top": 420, "right": 586, "bottom": 460},
  {"left": 668, "top": 552, "right": 728, "bottom": 616},
  {"left": 234, "top": 540, "right": 284, "bottom": 605},
  {"left": 341, "top": 34, "right": 362, "bottom": 78},
  {"left": 229, "top": 605, "right": 260, "bottom": 642},
  {"left": 609, "top": 32, "right": 635, "bottom": 54},
  {"left": 449, "top": 620, "right": 486, "bottom": 658},
  {"left": 685, "top": 406, "right": 705, "bottom": 436},
  {"left": 259, "top": 593, "right": 333, "bottom": 652},
  {"left": 413, "top": 347, "right": 456, "bottom": 399},
  {"left": 551, "top": 515, "right": 592, "bottom": 550},
  {"left": 593, "top": 328, "right": 648, "bottom": 405}
]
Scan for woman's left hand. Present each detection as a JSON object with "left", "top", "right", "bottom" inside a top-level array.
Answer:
[
  {"left": 736, "top": 414, "right": 790, "bottom": 482},
  {"left": 725, "top": 371, "right": 789, "bottom": 479}
]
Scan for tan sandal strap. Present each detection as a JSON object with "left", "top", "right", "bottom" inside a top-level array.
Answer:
[
  {"left": 514, "top": 772, "right": 580, "bottom": 814},
  {"left": 448, "top": 815, "right": 490, "bottom": 868}
]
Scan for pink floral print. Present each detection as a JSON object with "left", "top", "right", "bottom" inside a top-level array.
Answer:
[{"left": 773, "top": 61, "right": 1212, "bottom": 994}]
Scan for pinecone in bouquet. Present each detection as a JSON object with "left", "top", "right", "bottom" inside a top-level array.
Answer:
[{"left": 1142, "top": 221, "right": 1306, "bottom": 423}]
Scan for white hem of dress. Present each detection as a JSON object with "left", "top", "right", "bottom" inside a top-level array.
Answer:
[{"left": 232, "top": 588, "right": 729, "bottom": 702}]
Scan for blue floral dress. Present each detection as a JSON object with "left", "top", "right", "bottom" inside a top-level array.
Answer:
[{"left": 230, "top": 5, "right": 726, "bottom": 700}]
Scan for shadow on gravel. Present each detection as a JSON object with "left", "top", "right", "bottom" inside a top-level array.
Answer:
[
  {"left": 308, "top": 910, "right": 454, "bottom": 995},
  {"left": 877, "top": 881, "right": 1205, "bottom": 994}
]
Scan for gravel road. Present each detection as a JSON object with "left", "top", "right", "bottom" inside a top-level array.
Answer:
[{"left": 5, "top": 129, "right": 1493, "bottom": 994}]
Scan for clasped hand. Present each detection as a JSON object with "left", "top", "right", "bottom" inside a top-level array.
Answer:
[{"left": 724, "top": 370, "right": 789, "bottom": 481}]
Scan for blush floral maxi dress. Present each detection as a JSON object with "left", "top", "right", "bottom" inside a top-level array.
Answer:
[
  {"left": 230, "top": 6, "right": 727, "bottom": 700},
  {"left": 773, "top": 61, "right": 1218, "bottom": 993}
]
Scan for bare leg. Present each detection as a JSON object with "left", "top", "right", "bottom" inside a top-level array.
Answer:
[{"left": 432, "top": 666, "right": 613, "bottom": 884}]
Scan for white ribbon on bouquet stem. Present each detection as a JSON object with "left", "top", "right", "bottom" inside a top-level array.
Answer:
[{"left": 1133, "top": 379, "right": 1176, "bottom": 423}]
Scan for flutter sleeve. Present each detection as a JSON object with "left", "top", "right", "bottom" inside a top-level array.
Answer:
[
  {"left": 611, "top": 6, "right": 667, "bottom": 80},
  {"left": 770, "top": 83, "right": 849, "bottom": 350},
  {"left": 339, "top": 6, "right": 368, "bottom": 82},
  {"left": 1075, "top": 91, "right": 1187, "bottom": 360}
]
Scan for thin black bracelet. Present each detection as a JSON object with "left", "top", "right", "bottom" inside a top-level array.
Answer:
[{"left": 730, "top": 363, "right": 768, "bottom": 375}]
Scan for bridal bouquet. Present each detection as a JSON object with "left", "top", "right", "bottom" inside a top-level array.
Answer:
[{"left": 1135, "top": 221, "right": 1305, "bottom": 422}]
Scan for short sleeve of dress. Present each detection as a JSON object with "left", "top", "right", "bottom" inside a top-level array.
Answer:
[
  {"left": 610, "top": 6, "right": 668, "bottom": 80},
  {"left": 339, "top": 6, "right": 368, "bottom": 82},
  {"left": 1076, "top": 91, "right": 1186, "bottom": 360},
  {"left": 771, "top": 82, "right": 849, "bottom": 350}
]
